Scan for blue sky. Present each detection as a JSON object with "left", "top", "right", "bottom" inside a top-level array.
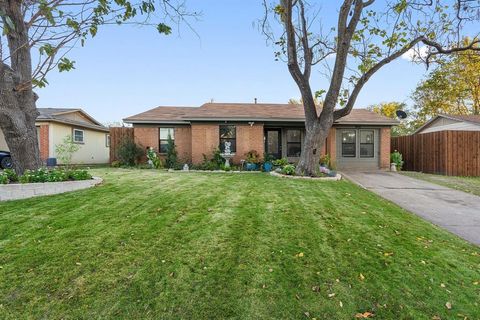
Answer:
[{"left": 37, "top": 0, "right": 429, "bottom": 124}]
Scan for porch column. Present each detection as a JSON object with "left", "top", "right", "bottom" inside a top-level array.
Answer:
[
  {"left": 380, "top": 127, "right": 391, "bottom": 169},
  {"left": 326, "top": 128, "right": 336, "bottom": 167}
]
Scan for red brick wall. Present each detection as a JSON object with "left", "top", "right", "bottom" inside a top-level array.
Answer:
[
  {"left": 191, "top": 124, "right": 220, "bottom": 164},
  {"left": 175, "top": 126, "right": 192, "bottom": 163},
  {"left": 38, "top": 125, "right": 49, "bottom": 161},
  {"left": 234, "top": 124, "right": 264, "bottom": 163},
  {"left": 380, "top": 127, "right": 391, "bottom": 169},
  {"left": 134, "top": 127, "right": 159, "bottom": 152}
]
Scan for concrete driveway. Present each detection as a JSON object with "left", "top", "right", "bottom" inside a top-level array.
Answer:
[{"left": 343, "top": 171, "right": 480, "bottom": 246}]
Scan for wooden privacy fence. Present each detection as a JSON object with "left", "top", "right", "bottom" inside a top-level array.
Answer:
[
  {"left": 391, "top": 131, "right": 480, "bottom": 176},
  {"left": 109, "top": 127, "right": 134, "bottom": 163}
]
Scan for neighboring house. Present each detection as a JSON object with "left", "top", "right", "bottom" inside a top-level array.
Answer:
[
  {"left": 414, "top": 114, "right": 480, "bottom": 134},
  {"left": 0, "top": 108, "right": 110, "bottom": 164},
  {"left": 124, "top": 103, "right": 398, "bottom": 170}
]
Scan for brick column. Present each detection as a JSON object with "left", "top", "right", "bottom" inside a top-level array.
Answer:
[
  {"left": 174, "top": 127, "right": 192, "bottom": 163},
  {"left": 38, "top": 125, "right": 49, "bottom": 161},
  {"left": 326, "top": 128, "right": 336, "bottom": 167},
  {"left": 380, "top": 127, "right": 391, "bottom": 169},
  {"left": 234, "top": 123, "right": 264, "bottom": 163}
]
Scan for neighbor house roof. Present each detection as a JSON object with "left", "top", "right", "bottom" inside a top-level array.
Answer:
[
  {"left": 36, "top": 108, "right": 109, "bottom": 132},
  {"left": 414, "top": 114, "right": 480, "bottom": 134},
  {"left": 124, "top": 103, "right": 399, "bottom": 125}
]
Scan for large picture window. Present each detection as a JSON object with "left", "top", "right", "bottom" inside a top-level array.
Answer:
[
  {"left": 159, "top": 128, "right": 174, "bottom": 153},
  {"left": 341, "top": 130, "right": 356, "bottom": 157},
  {"left": 286, "top": 129, "right": 302, "bottom": 157},
  {"left": 219, "top": 125, "right": 236, "bottom": 153},
  {"left": 360, "top": 130, "right": 374, "bottom": 158}
]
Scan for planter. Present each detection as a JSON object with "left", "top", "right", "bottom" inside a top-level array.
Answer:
[
  {"left": 245, "top": 163, "right": 258, "bottom": 171},
  {"left": 262, "top": 162, "right": 273, "bottom": 172}
]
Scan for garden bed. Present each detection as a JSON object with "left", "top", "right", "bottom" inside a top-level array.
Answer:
[
  {"left": 0, "top": 176, "right": 103, "bottom": 201},
  {"left": 270, "top": 171, "right": 342, "bottom": 180}
]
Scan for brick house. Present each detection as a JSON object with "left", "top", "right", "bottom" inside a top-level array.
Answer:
[
  {"left": 124, "top": 103, "right": 398, "bottom": 170},
  {"left": 0, "top": 108, "right": 110, "bottom": 164}
]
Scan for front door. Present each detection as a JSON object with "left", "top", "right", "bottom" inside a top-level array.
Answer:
[{"left": 265, "top": 129, "right": 282, "bottom": 159}]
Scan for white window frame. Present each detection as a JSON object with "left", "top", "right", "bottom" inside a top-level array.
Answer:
[
  {"left": 106, "top": 134, "right": 110, "bottom": 147},
  {"left": 73, "top": 129, "right": 85, "bottom": 144}
]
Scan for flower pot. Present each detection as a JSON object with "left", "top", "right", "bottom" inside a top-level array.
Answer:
[
  {"left": 263, "top": 162, "right": 273, "bottom": 172},
  {"left": 246, "top": 163, "right": 258, "bottom": 171}
]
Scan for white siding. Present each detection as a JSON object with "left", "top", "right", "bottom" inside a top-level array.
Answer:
[
  {"left": 50, "top": 123, "right": 109, "bottom": 164},
  {"left": 420, "top": 121, "right": 480, "bottom": 133}
]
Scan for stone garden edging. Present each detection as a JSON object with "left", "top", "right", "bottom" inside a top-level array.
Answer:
[
  {"left": 0, "top": 177, "right": 103, "bottom": 202},
  {"left": 270, "top": 171, "right": 342, "bottom": 181}
]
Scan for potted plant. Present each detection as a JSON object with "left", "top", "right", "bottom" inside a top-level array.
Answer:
[
  {"left": 262, "top": 153, "right": 274, "bottom": 172},
  {"left": 244, "top": 150, "right": 261, "bottom": 171},
  {"left": 390, "top": 150, "right": 404, "bottom": 171}
]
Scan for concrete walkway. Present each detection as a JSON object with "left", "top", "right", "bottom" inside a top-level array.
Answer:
[{"left": 343, "top": 171, "right": 480, "bottom": 246}]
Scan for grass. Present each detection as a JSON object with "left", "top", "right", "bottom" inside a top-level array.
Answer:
[
  {"left": 401, "top": 171, "right": 480, "bottom": 197},
  {"left": 0, "top": 169, "right": 479, "bottom": 319}
]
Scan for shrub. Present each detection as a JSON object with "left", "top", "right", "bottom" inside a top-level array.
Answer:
[
  {"left": 18, "top": 168, "right": 92, "bottom": 184},
  {"left": 212, "top": 148, "right": 225, "bottom": 167},
  {"left": 117, "top": 137, "right": 144, "bottom": 166},
  {"left": 263, "top": 153, "right": 274, "bottom": 163},
  {"left": 245, "top": 150, "right": 261, "bottom": 164},
  {"left": 147, "top": 147, "right": 162, "bottom": 169},
  {"left": 3, "top": 169, "right": 18, "bottom": 182},
  {"left": 110, "top": 160, "right": 121, "bottom": 168},
  {"left": 68, "top": 169, "right": 92, "bottom": 181},
  {"left": 391, "top": 150, "right": 404, "bottom": 170},
  {"left": 0, "top": 172, "right": 8, "bottom": 184},
  {"left": 282, "top": 164, "right": 296, "bottom": 175},
  {"left": 55, "top": 135, "right": 81, "bottom": 170},
  {"left": 272, "top": 158, "right": 288, "bottom": 167},
  {"left": 165, "top": 133, "right": 178, "bottom": 169}
]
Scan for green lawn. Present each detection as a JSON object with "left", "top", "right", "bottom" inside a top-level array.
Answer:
[
  {"left": 0, "top": 169, "right": 479, "bottom": 319},
  {"left": 401, "top": 171, "right": 480, "bottom": 197}
]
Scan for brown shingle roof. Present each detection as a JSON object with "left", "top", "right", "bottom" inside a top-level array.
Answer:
[
  {"left": 124, "top": 103, "right": 399, "bottom": 125},
  {"left": 123, "top": 106, "right": 194, "bottom": 123}
]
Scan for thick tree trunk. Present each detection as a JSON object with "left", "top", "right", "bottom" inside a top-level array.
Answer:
[
  {"left": 0, "top": 0, "right": 42, "bottom": 174},
  {"left": 296, "top": 111, "right": 334, "bottom": 176}
]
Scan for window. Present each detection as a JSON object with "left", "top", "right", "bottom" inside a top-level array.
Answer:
[
  {"left": 360, "top": 130, "right": 374, "bottom": 158},
  {"left": 341, "top": 130, "right": 356, "bottom": 157},
  {"left": 73, "top": 129, "right": 84, "bottom": 144},
  {"left": 159, "top": 128, "right": 174, "bottom": 153},
  {"left": 286, "top": 129, "right": 302, "bottom": 157},
  {"left": 106, "top": 134, "right": 111, "bottom": 147},
  {"left": 219, "top": 125, "right": 236, "bottom": 153}
]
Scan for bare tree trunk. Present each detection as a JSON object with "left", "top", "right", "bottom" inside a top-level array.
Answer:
[
  {"left": 296, "top": 107, "right": 334, "bottom": 176},
  {"left": 0, "top": 0, "right": 42, "bottom": 174}
]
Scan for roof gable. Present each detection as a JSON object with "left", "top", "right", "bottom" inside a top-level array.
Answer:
[{"left": 37, "top": 108, "right": 108, "bottom": 132}]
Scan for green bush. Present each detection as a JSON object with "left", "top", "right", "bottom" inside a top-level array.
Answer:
[
  {"left": 18, "top": 168, "right": 92, "bottom": 184},
  {"left": 110, "top": 160, "right": 121, "bottom": 168},
  {"left": 117, "top": 137, "right": 144, "bottom": 166},
  {"left": 282, "top": 164, "right": 296, "bottom": 175},
  {"left": 68, "top": 169, "right": 92, "bottom": 181},
  {"left": 165, "top": 133, "right": 178, "bottom": 169},
  {"left": 390, "top": 150, "right": 404, "bottom": 170},
  {"left": 272, "top": 158, "right": 288, "bottom": 167},
  {"left": 3, "top": 169, "right": 18, "bottom": 182},
  {"left": 0, "top": 172, "right": 8, "bottom": 184},
  {"left": 320, "top": 154, "right": 331, "bottom": 168}
]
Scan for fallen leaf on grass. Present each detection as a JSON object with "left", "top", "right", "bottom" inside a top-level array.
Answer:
[
  {"left": 339, "top": 301, "right": 343, "bottom": 308},
  {"left": 359, "top": 273, "right": 365, "bottom": 281},
  {"left": 473, "top": 281, "right": 479, "bottom": 285},
  {"left": 304, "top": 311, "right": 310, "bottom": 318},
  {"left": 440, "top": 283, "right": 446, "bottom": 288},
  {"left": 327, "top": 293, "right": 335, "bottom": 298},
  {"left": 383, "top": 252, "right": 394, "bottom": 256},
  {"left": 311, "top": 286, "right": 320, "bottom": 292},
  {"left": 295, "top": 252, "right": 304, "bottom": 258},
  {"left": 355, "top": 311, "right": 374, "bottom": 318},
  {"left": 445, "top": 302, "right": 452, "bottom": 310}
]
